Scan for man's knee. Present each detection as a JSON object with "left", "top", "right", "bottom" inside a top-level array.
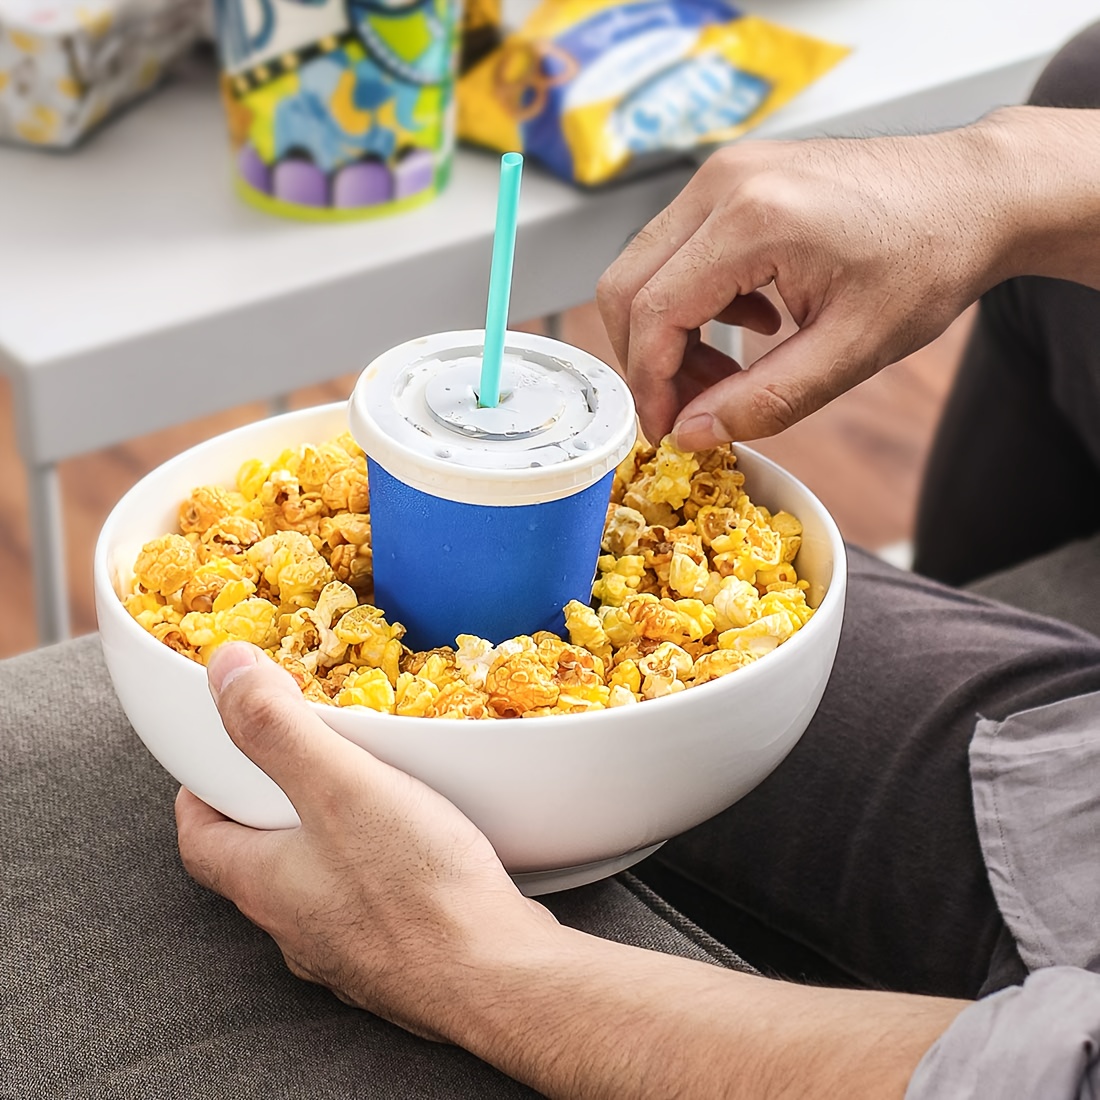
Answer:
[{"left": 1030, "top": 20, "right": 1100, "bottom": 108}]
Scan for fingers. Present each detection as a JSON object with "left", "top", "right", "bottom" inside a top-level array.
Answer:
[
  {"left": 671, "top": 317, "right": 870, "bottom": 449},
  {"left": 207, "top": 643, "right": 372, "bottom": 820},
  {"left": 597, "top": 185, "right": 713, "bottom": 370},
  {"left": 621, "top": 216, "right": 775, "bottom": 443},
  {"left": 175, "top": 785, "right": 268, "bottom": 900}
]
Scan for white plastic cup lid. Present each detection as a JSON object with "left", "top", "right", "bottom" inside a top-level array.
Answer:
[{"left": 348, "top": 329, "right": 637, "bottom": 506}]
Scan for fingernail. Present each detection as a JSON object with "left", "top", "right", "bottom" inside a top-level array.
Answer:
[
  {"left": 208, "top": 643, "right": 259, "bottom": 700},
  {"left": 672, "top": 413, "right": 721, "bottom": 452}
]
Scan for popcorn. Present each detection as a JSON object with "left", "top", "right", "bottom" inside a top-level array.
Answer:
[
  {"left": 128, "top": 431, "right": 815, "bottom": 717},
  {"left": 336, "top": 668, "right": 396, "bottom": 713},
  {"left": 179, "top": 487, "right": 246, "bottom": 536},
  {"left": 134, "top": 535, "right": 198, "bottom": 597}
]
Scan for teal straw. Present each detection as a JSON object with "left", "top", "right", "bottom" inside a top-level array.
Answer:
[{"left": 479, "top": 152, "right": 524, "bottom": 408}]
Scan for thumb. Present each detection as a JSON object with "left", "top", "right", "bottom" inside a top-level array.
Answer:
[
  {"left": 670, "top": 318, "right": 873, "bottom": 449},
  {"left": 208, "top": 642, "right": 370, "bottom": 818}
]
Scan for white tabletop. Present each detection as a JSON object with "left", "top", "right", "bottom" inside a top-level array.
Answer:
[{"left": 2, "top": 0, "right": 1095, "bottom": 464}]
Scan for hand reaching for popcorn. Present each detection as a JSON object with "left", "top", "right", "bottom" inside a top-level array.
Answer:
[{"left": 597, "top": 106, "right": 1100, "bottom": 451}]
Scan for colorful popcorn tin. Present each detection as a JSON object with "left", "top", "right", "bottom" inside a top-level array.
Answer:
[{"left": 214, "top": 0, "right": 460, "bottom": 219}]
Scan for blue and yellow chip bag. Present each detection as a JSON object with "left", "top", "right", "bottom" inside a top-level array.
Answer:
[{"left": 458, "top": 0, "right": 848, "bottom": 186}]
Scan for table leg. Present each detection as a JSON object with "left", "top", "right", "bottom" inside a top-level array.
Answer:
[
  {"left": 544, "top": 312, "right": 564, "bottom": 342},
  {"left": 27, "top": 461, "right": 70, "bottom": 645}
]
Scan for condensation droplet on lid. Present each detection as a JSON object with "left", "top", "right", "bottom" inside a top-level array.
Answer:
[
  {"left": 575, "top": 439, "right": 592, "bottom": 451},
  {"left": 435, "top": 448, "right": 452, "bottom": 459}
]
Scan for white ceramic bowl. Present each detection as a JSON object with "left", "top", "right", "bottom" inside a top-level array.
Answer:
[{"left": 95, "top": 403, "right": 846, "bottom": 895}]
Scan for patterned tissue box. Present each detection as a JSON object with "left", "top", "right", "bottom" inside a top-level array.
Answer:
[{"left": 0, "top": 0, "right": 202, "bottom": 148}]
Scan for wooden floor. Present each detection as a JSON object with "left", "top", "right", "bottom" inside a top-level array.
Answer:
[{"left": 0, "top": 301, "right": 971, "bottom": 660}]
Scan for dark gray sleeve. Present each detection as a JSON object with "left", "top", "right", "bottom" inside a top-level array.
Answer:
[{"left": 906, "top": 967, "right": 1100, "bottom": 1099}]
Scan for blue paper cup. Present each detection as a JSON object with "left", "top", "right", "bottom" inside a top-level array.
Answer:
[{"left": 348, "top": 330, "right": 637, "bottom": 650}]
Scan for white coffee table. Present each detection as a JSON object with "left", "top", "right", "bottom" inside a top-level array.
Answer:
[{"left": 2, "top": 0, "right": 1095, "bottom": 642}]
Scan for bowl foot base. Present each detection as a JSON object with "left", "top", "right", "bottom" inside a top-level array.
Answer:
[{"left": 511, "top": 842, "right": 666, "bottom": 897}]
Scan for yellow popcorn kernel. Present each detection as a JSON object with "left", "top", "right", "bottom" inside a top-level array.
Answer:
[
  {"left": 179, "top": 610, "right": 226, "bottom": 650},
  {"left": 533, "top": 633, "right": 570, "bottom": 668},
  {"left": 649, "top": 436, "right": 701, "bottom": 509},
  {"left": 321, "top": 457, "right": 369, "bottom": 515},
  {"left": 277, "top": 609, "right": 323, "bottom": 672},
  {"left": 425, "top": 681, "right": 492, "bottom": 719},
  {"left": 640, "top": 668, "right": 685, "bottom": 700},
  {"left": 319, "top": 512, "right": 372, "bottom": 587},
  {"left": 151, "top": 620, "right": 201, "bottom": 662},
  {"left": 673, "top": 598, "right": 716, "bottom": 641},
  {"left": 609, "top": 684, "right": 638, "bottom": 707},
  {"left": 347, "top": 637, "right": 403, "bottom": 686},
  {"left": 771, "top": 511, "right": 802, "bottom": 538},
  {"left": 711, "top": 576, "right": 761, "bottom": 631},
  {"left": 180, "top": 558, "right": 246, "bottom": 613},
  {"left": 564, "top": 599, "right": 613, "bottom": 663},
  {"left": 555, "top": 684, "right": 610, "bottom": 713},
  {"left": 597, "top": 603, "right": 636, "bottom": 648},
  {"left": 553, "top": 645, "right": 606, "bottom": 688},
  {"left": 718, "top": 614, "right": 790, "bottom": 656},
  {"left": 218, "top": 597, "right": 279, "bottom": 649},
  {"left": 757, "top": 588, "right": 815, "bottom": 630},
  {"left": 336, "top": 668, "right": 396, "bottom": 713},
  {"left": 178, "top": 486, "right": 245, "bottom": 536},
  {"left": 332, "top": 431, "right": 365, "bottom": 460},
  {"left": 690, "top": 649, "right": 755, "bottom": 685},
  {"left": 125, "top": 590, "right": 165, "bottom": 619},
  {"left": 302, "top": 678, "right": 335, "bottom": 706},
  {"left": 601, "top": 505, "right": 648, "bottom": 557},
  {"left": 639, "top": 641, "right": 693, "bottom": 681},
  {"left": 259, "top": 470, "right": 327, "bottom": 538},
  {"left": 610, "top": 439, "right": 655, "bottom": 505},
  {"left": 755, "top": 562, "right": 800, "bottom": 590},
  {"left": 199, "top": 516, "right": 264, "bottom": 562},
  {"left": 313, "top": 581, "right": 359, "bottom": 628},
  {"left": 296, "top": 441, "right": 353, "bottom": 495},
  {"left": 627, "top": 594, "right": 713, "bottom": 644},
  {"left": 320, "top": 662, "right": 356, "bottom": 698},
  {"left": 668, "top": 547, "right": 710, "bottom": 599},
  {"left": 135, "top": 534, "right": 199, "bottom": 597},
  {"left": 276, "top": 653, "right": 314, "bottom": 692},
  {"left": 695, "top": 506, "right": 739, "bottom": 547},
  {"left": 695, "top": 445, "right": 740, "bottom": 474},
  {"left": 744, "top": 522, "right": 783, "bottom": 569},
  {"left": 395, "top": 672, "right": 440, "bottom": 717},
  {"left": 334, "top": 604, "right": 404, "bottom": 648},
  {"left": 592, "top": 554, "right": 645, "bottom": 607},
  {"left": 608, "top": 659, "right": 641, "bottom": 695},
  {"left": 621, "top": 476, "right": 681, "bottom": 528},
  {"left": 632, "top": 526, "right": 674, "bottom": 586},
  {"left": 699, "top": 571, "right": 723, "bottom": 605},
  {"left": 212, "top": 578, "right": 256, "bottom": 613},
  {"left": 237, "top": 458, "right": 272, "bottom": 502},
  {"left": 247, "top": 531, "right": 335, "bottom": 607},
  {"left": 403, "top": 649, "right": 460, "bottom": 690},
  {"left": 486, "top": 652, "right": 559, "bottom": 718}
]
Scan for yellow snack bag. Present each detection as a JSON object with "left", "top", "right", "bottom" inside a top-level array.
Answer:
[{"left": 458, "top": 0, "right": 848, "bottom": 185}]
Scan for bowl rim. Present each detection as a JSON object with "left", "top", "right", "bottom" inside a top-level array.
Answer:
[{"left": 94, "top": 401, "right": 848, "bottom": 734}]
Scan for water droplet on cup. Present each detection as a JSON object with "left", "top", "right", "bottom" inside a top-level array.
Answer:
[
  {"left": 442, "top": 544, "right": 451, "bottom": 553},
  {"left": 435, "top": 448, "right": 451, "bottom": 458},
  {"left": 575, "top": 439, "right": 592, "bottom": 451}
]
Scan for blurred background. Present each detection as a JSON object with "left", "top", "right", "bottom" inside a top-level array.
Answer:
[{"left": 1, "top": 0, "right": 1090, "bottom": 659}]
